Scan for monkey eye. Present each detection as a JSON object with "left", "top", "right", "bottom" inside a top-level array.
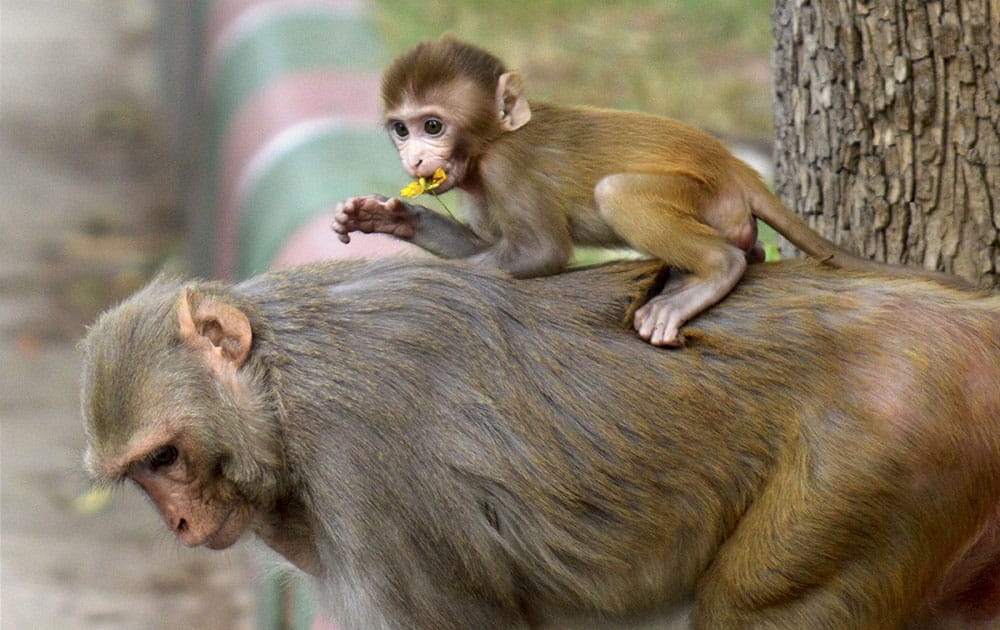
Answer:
[
  {"left": 423, "top": 118, "right": 444, "bottom": 136},
  {"left": 391, "top": 121, "right": 409, "bottom": 139},
  {"left": 147, "top": 445, "right": 179, "bottom": 471}
]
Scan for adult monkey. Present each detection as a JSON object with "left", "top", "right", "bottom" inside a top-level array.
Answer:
[
  {"left": 332, "top": 36, "right": 968, "bottom": 347},
  {"left": 82, "top": 257, "right": 1000, "bottom": 629}
]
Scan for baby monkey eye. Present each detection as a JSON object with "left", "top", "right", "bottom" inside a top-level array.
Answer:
[
  {"left": 148, "top": 445, "right": 179, "bottom": 471},
  {"left": 423, "top": 118, "right": 444, "bottom": 135},
  {"left": 391, "top": 121, "right": 409, "bottom": 139}
]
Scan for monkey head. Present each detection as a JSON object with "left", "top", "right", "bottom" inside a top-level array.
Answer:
[
  {"left": 80, "top": 281, "right": 283, "bottom": 551},
  {"left": 379, "top": 35, "right": 532, "bottom": 193}
]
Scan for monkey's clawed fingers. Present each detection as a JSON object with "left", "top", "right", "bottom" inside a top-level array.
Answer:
[{"left": 332, "top": 196, "right": 415, "bottom": 243}]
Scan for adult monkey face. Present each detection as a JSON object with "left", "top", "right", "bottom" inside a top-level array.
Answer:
[{"left": 82, "top": 287, "right": 291, "bottom": 562}]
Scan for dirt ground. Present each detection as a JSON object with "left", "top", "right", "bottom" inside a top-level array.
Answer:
[{"left": 0, "top": 1, "right": 256, "bottom": 627}]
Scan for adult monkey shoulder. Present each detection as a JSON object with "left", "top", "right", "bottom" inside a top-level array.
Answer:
[{"left": 332, "top": 35, "right": 970, "bottom": 346}]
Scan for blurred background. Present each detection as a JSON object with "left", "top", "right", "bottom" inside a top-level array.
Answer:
[{"left": 0, "top": 0, "right": 773, "bottom": 627}]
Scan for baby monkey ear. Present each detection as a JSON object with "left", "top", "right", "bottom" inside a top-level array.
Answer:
[
  {"left": 496, "top": 72, "right": 531, "bottom": 131},
  {"left": 177, "top": 289, "right": 253, "bottom": 376}
]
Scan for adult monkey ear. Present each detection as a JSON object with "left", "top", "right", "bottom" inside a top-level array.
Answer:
[
  {"left": 496, "top": 71, "right": 531, "bottom": 131},
  {"left": 177, "top": 289, "right": 253, "bottom": 378}
]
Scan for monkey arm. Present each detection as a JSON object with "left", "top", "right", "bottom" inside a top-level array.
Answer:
[
  {"left": 332, "top": 192, "right": 573, "bottom": 273},
  {"left": 470, "top": 189, "right": 573, "bottom": 277},
  {"left": 403, "top": 201, "right": 491, "bottom": 259},
  {"left": 467, "top": 160, "right": 574, "bottom": 278},
  {"left": 410, "top": 196, "right": 572, "bottom": 275},
  {"left": 332, "top": 195, "right": 489, "bottom": 258},
  {"left": 470, "top": 229, "right": 572, "bottom": 278}
]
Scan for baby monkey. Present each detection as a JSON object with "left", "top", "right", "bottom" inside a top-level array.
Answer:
[{"left": 334, "top": 36, "right": 963, "bottom": 346}]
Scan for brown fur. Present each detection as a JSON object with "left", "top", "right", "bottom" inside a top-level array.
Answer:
[{"left": 382, "top": 36, "right": 505, "bottom": 106}]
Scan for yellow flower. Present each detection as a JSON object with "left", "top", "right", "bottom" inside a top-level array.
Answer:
[
  {"left": 427, "top": 168, "right": 447, "bottom": 189},
  {"left": 400, "top": 168, "right": 447, "bottom": 198}
]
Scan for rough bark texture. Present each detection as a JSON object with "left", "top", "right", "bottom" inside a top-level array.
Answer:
[{"left": 772, "top": 0, "right": 999, "bottom": 285}]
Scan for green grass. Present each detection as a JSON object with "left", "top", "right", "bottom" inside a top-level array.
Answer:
[{"left": 373, "top": 0, "right": 776, "bottom": 140}]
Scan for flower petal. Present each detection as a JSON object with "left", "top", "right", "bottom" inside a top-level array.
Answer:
[
  {"left": 401, "top": 172, "right": 446, "bottom": 197},
  {"left": 400, "top": 181, "right": 424, "bottom": 198}
]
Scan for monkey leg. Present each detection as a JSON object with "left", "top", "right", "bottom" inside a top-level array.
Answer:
[
  {"left": 692, "top": 444, "right": 966, "bottom": 628},
  {"left": 595, "top": 173, "right": 747, "bottom": 347}
]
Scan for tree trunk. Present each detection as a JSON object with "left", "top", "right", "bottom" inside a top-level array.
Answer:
[{"left": 771, "top": 0, "right": 999, "bottom": 285}]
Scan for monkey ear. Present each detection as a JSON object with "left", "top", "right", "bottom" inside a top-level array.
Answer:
[
  {"left": 496, "top": 72, "right": 531, "bottom": 131},
  {"left": 177, "top": 289, "right": 253, "bottom": 374}
]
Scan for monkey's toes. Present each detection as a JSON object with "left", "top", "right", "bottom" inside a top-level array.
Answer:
[{"left": 635, "top": 306, "right": 683, "bottom": 347}]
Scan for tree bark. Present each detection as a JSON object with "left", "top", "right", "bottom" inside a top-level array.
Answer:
[{"left": 772, "top": 0, "right": 999, "bottom": 285}]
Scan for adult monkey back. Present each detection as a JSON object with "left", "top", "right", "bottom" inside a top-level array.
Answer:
[
  {"left": 332, "top": 36, "right": 968, "bottom": 346},
  {"left": 83, "top": 257, "right": 1000, "bottom": 628}
]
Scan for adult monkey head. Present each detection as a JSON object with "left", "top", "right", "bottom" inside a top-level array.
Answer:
[
  {"left": 334, "top": 36, "right": 970, "bottom": 347},
  {"left": 379, "top": 35, "right": 531, "bottom": 194},
  {"left": 81, "top": 284, "right": 317, "bottom": 572}
]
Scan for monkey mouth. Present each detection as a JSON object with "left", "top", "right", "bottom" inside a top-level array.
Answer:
[
  {"left": 204, "top": 507, "right": 249, "bottom": 550},
  {"left": 431, "top": 177, "right": 457, "bottom": 194}
]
